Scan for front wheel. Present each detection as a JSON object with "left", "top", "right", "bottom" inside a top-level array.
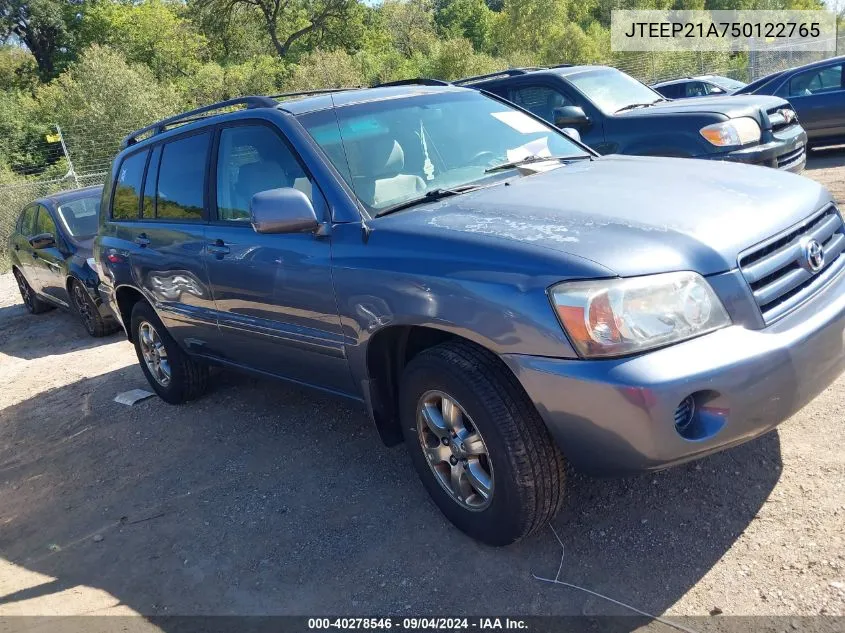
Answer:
[
  {"left": 400, "top": 341, "right": 567, "bottom": 546},
  {"left": 130, "top": 301, "right": 209, "bottom": 404},
  {"left": 70, "top": 279, "right": 116, "bottom": 337}
]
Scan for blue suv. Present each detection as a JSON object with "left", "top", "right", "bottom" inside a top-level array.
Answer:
[{"left": 96, "top": 85, "right": 845, "bottom": 545}]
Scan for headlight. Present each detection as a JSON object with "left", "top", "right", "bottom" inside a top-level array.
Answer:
[
  {"left": 700, "top": 118, "right": 761, "bottom": 147},
  {"left": 86, "top": 257, "right": 100, "bottom": 275},
  {"left": 550, "top": 271, "right": 731, "bottom": 358}
]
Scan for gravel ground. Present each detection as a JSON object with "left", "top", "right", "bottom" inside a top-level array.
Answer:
[{"left": 0, "top": 152, "right": 844, "bottom": 630}]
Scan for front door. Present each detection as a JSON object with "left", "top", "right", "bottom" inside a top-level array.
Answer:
[
  {"left": 204, "top": 122, "right": 353, "bottom": 396},
  {"left": 31, "top": 204, "right": 69, "bottom": 306},
  {"left": 783, "top": 62, "right": 845, "bottom": 142}
]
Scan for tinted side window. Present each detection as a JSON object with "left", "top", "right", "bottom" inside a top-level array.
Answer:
[
  {"left": 34, "top": 206, "right": 57, "bottom": 240},
  {"left": 789, "top": 64, "right": 844, "bottom": 96},
  {"left": 507, "top": 85, "right": 571, "bottom": 123},
  {"left": 684, "top": 81, "right": 707, "bottom": 97},
  {"left": 156, "top": 133, "right": 209, "bottom": 221},
  {"left": 112, "top": 150, "right": 148, "bottom": 219},
  {"left": 216, "top": 125, "right": 312, "bottom": 222},
  {"left": 19, "top": 205, "right": 37, "bottom": 235},
  {"left": 142, "top": 145, "right": 162, "bottom": 219}
]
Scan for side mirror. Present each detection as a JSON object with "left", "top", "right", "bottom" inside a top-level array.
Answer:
[
  {"left": 553, "top": 106, "right": 590, "bottom": 130},
  {"left": 560, "top": 127, "right": 581, "bottom": 143},
  {"left": 29, "top": 232, "right": 56, "bottom": 249},
  {"left": 250, "top": 188, "right": 319, "bottom": 235}
]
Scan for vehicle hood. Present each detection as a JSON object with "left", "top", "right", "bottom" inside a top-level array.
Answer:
[
  {"left": 618, "top": 94, "right": 789, "bottom": 126},
  {"left": 388, "top": 155, "right": 831, "bottom": 277}
]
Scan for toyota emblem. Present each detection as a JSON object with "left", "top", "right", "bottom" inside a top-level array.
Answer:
[{"left": 804, "top": 238, "right": 825, "bottom": 273}]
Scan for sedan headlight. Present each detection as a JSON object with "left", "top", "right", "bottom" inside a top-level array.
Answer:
[
  {"left": 550, "top": 271, "right": 731, "bottom": 358},
  {"left": 700, "top": 118, "right": 761, "bottom": 147}
]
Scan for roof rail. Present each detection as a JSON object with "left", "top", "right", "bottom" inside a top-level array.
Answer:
[
  {"left": 268, "top": 87, "right": 359, "bottom": 100},
  {"left": 373, "top": 78, "right": 452, "bottom": 87},
  {"left": 121, "top": 96, "right": 278, "bottom": 148},
  {"left": 550, "top": 64, "right": 573, "bottom": 69},
  {"left": 452, "top": 67, "right": 546, "bottom": 86}
]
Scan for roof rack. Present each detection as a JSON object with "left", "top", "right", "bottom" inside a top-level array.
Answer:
[
  {"left": 268, "top": 87, "right": 359, "bottom": 100},
  {"left": 373, "top": 78, "right": 452, "bottom": 87},
  {"left": 121, "top": 96, "right": 278, "bottom": 148},
  {"left": 452, "top": 68, "right": 546, "bottom": 86}
]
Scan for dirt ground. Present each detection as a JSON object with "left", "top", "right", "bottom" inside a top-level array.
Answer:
[{"left": 1, "top": 151, "right": 844, "bottom": 630}]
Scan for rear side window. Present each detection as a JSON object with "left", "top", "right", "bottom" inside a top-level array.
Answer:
[
  {"left": 112, "top": 150, "right": 148, "bottom": 219},
  {"left": 156, "top": 133, "right": 209, "bottom": 221}
]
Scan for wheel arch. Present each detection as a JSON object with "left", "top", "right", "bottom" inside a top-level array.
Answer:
[
  {"left": 364, "top": 324, "right": 513, "bottom": 447},
  {"left": 114, "top": 285, "right": 149, "bottom": 342}
]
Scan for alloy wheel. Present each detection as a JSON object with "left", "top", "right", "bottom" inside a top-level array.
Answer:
[
  {"left": 72, "top": 283, "right": 95, "bottom": 333},
  {"left": 138, "top": 321, "right": 171, "bottom": 387},
  {"left": 14, "top": 270, "right": 33, "bottom": 311},
  {"left": 417, "top": 390, "right": 494, "bottom": 511}
]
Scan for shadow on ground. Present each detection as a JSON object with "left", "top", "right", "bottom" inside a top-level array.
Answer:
[
  {"left": 0, "top": 362, "right": 783, "bottom": 626},
  {"left": 806, "top": 145, "right": 845, "bottom": 171}
]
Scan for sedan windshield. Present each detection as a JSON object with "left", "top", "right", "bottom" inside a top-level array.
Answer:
[
  {"left": 57, "top": 195, "right": 100, "bottom": 238},
  {"left": 297, "top": 90, "right": 587, "bottom": 213},
  {"left": 566, "top": 68, "right": 664, "bottom": 114}
]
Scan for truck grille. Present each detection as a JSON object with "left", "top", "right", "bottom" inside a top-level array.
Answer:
[
  {"left": 766, "top": 105, "right": 799, "bottom": 133},
  {"left": 776, "top": 145, "right": 805, "bottom": 170},
  {"left": 739, "top": 204, "right": 845, "bottom": 323}
]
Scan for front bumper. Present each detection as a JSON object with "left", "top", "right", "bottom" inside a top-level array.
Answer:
[
  {"left": 503, "top": 264, "right": 845, "bottom": 474},
  {"left": 702, "top": 124, "right": 807, "bottom": 173}
]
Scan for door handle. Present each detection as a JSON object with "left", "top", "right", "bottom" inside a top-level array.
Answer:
[
  {"left": 134, "top": 233, "right": 151, "bottom": 247},
  {"left": 207, "top": 239, "right": 230, "bottom": 255},
  {"left": 14, "top": 244, "right": 19, "bottom": 251}
]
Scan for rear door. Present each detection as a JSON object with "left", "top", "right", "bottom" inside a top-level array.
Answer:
[
  {"left": 12, "top": 204, "right": 39, "bottom": 286},
  {"left": 31, "top": 204, "right": 69, "bottom": 305},
  {"left": 203, "top": 120, "right": 353, "bottom": 395},
  {"left": 109, "top": 133, "right": 220, "bottom": 353},
  {"left": 781, "top": 62, "right": 845, "bottom": 142}
]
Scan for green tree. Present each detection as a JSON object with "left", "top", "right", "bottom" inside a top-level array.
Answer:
[
  {"left": 79, "top": 0, "right": 209, "bottom": 81},
  {"left": 34, "top": 45, "right": 181, "bottom": 172},
  {"left": 0, "top": 0, "right": 84, "bottom": 80},
  {"left": 194, "top": 0, "right": 356, "bottom": 60},
  {"left": 0, "top": 45, "right": 39, "bottom": 91},
  {"left": 434, "top": 0, "right": 494, "bottom": 51}
]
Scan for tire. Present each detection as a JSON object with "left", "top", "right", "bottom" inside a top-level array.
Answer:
[
  {"left": 400, "top": 340, "right": 566, "bottom": 546},
  {"left": 70, "top": 279, "right": 117, "bottom": 337},
  {"left": 13, "top": 267, "right": 53, "bottom": 314},
  {"left": 130, "top": 300, "right": 209, "bottom": 404}
]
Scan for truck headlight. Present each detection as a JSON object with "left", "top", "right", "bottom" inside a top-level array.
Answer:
[
  {"left": 550, "top": 271, "right": 731, "bottom": 358},
  {"left": 700, "top": 118, "right": 761, "bottom": 147}
]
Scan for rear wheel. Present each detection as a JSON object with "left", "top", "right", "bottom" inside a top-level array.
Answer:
[
  {"left": 70, "top": 279, "right": 115, "bottom": 337},
  {"left": 13, "top": 268, "right": 53, "bottom": 314},
  {"left": 131, "top": 301, "right": 209, "bottom": 404},
  {"left": 400, "top": 340, "right": 566, "bottom": 546}
]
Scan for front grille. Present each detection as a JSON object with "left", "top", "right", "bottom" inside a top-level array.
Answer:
[
  {"left": 776, "top": 145, "right": 805, "bottom": 170},
  {"left": 739, "top": 204, "right": 845, "bottom": 323},
  {"left": 767, "top": 105, "right": 799, "bottom": 133}
]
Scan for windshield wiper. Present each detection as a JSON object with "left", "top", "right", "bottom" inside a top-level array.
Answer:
[
  {"left": 374, "top": 184, "right": 486, "bottom": 217},
  {"left": 484, "top": 154, "right": 590, "bottom": 174},
  {"left": 615, "top": 99, "right": 665, "bottom": 114}
]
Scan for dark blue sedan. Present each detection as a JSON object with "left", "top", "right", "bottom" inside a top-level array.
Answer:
[{"left": 735, "top": 56, "right": 845, "bottom": 148}]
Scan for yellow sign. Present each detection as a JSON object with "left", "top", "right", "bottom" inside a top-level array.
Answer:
[{"left": 45, "top": 133, "right": 61, "bottom": 143}]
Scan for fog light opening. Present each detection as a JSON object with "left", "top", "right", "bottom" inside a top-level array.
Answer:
[
  {"left": 673, "top": 391, "right": 727, "bottom": 441},
  {"left": 674, "top": 395, "right": 696, "bottom": 434}
]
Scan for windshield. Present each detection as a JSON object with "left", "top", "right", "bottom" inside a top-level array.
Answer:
[
  {"left": 566, "top": 68, "right": 663, "bottom": 114},
  {"left": 706, "top": 76, "right": 746, "bottom": 92},
  {"left": 297, "top": 90, "right": 586, "bottom": 213},
  {"left": 57, "top": 194, "right": 100, "bottom": 238}
]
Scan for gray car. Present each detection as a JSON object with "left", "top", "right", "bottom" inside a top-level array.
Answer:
[{"left": 96, "top": 85, "right": 845, "bottom": 546}]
